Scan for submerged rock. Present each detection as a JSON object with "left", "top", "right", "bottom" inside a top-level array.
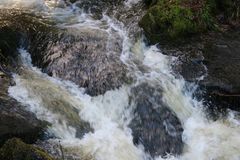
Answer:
[
  {"left": 129, "top": 83, "right": 183, "bottom": 157},
  {"left": 0, "top": 138, "right": 54, "bottom": 160},
  {"left": 17, "top": 69, "right": 93, "bottom": 138}
]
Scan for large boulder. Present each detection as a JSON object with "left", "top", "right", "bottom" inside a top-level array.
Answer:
[
  {"left": 28, "top": 27, "right": 129, "bottom": 96},
  {"left": 129, "top": 83, "right": 183, "bottom": 157},
  {"left": 0, "top": 9, "right": 129, "bottom": 96}
]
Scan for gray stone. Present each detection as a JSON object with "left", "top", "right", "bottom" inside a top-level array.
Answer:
[{"left": 129, "top": 83, "right": 183, "bottom": 157}]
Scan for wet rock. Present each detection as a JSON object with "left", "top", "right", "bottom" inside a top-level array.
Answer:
[
  {"left": 28, "top": 27, "right": 129, "bottom": 96},
  {"left": 159, "top": 29, "right": 240, "bottom": 115},
  {"left": 0, "top": 9, "right": 129, "bottom": 96},
  {"left": 113, "top": 1, "right": 146, "bottom": 40},
  {"left": 72, "top": 0, "right": 145, "bottom": 40},
  {"left": 202, "top": 31, "right": 240, "bottom": 94},
  {"left": 200, "top": 30, "right": 240, "bottom": 112},
  {"left": 0, "top": 74, "right": 47, "bottom": 146},
  {"left": 0, "top": 10, "right": 93, "bottom": 137},
  {"left": 36, "top": 140, "right": 66, "bottom": 160},
  {"left": 0, "top": 12, "right": 48, "bottom": 145},
  {"left": 129, "top": 83, "right": 183, "bottom": 157},
  {"left": 0, "top": 138, "right": 54, "bottom": 160},
  {"left": 36, "top": 140, "right": 93, "bottom": 160},
  {"left": 74, "top": 0, "right": 123, "bottom": 18},
  {"left": 159, "top": 40, "right": 207, "bottom": 82}
]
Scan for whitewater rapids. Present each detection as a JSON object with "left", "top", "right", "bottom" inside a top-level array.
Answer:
[{"left": 1, "top": 0, "right": 240, "bottom": 160}]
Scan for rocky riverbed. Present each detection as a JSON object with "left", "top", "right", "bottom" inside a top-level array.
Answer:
[{"left": 0, "top": 0, "right": 240, "bottom": 160}]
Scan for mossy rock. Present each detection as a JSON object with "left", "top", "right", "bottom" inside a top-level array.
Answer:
[
  {"left": 0, "top": 138, "right": 54, "bottom": 160},
  {"left": 140, "top": 0, "right": 216, "bottom": 43}
]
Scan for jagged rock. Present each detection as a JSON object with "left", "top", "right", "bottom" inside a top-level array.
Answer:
[
  {"left": 28, "top": 27, "right": 129, "bottom": 96},
  {"left": 0, "top": 9, "right": 129, "bottom": 96},
  {"left": 129, "top": 83, "right": 183, "bottom": 157}
]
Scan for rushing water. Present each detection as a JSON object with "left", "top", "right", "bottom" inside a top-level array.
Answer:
[{"left": 2, "top": 0, "right": 240, "bottom": 160}]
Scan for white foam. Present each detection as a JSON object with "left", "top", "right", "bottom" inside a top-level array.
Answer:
[
  {"left": 9, "top": 48, "right": 145, "bottom": 160},
  {"left": 181, "top": 112, "right": 240, "bottom": 160},
  {"left": 6, "top": 1, "right": 240, "bottom": 160}
]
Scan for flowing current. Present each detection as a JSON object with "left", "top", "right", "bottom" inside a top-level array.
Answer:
[{"left": 1, "top": 0, "right": 240, "bottom": 160}]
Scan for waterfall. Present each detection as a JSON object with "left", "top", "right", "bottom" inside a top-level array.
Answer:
[{"left": 2, "top": 0, "right": 240, "bottom": 160}]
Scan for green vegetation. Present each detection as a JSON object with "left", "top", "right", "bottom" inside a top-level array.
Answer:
[
  {"left": 0, "top": 138, "right": 54, "bottom": 160},
  {"left": 140, "top": 0, "right": 239, "bottom": 43}
]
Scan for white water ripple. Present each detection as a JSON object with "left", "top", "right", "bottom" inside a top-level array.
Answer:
[{"left": 5, "top": 1, "right": 240, "bottom": 160}]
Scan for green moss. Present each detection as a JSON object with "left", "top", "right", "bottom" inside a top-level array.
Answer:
[
  {"left": 0, "top": 138, "right": 54, "bottom": 160},
  {"left": 140, "top": 0, "right": 217, "bottom": 43}
]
